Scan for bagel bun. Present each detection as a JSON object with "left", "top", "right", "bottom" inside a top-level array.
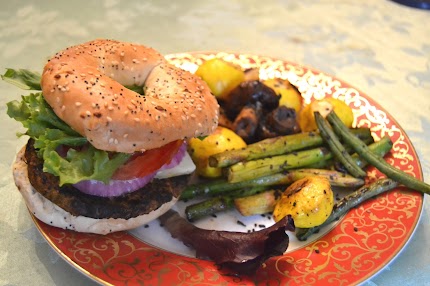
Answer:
[{"left": 41, "top": 39, "right": 219, "bottom": 153}]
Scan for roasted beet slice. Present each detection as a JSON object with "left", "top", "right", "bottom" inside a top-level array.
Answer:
[{"left": 159, "top": 209, "right": 295, "bottom": 275}]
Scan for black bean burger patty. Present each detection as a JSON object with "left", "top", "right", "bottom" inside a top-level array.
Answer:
[{"left": 24, "top": 139, "right": 190, "bottom": 219}]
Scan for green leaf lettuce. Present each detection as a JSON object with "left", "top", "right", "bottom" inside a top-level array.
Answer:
[{"left": 4, "top": 69, "right": 131, "bottom": 185}]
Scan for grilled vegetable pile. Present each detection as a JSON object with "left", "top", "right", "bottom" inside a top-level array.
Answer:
[{"left": 184, "top": 57, "right": 430, "bottom": 241}]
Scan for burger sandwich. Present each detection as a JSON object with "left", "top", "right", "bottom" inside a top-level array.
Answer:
[{"left": 6, "top": 39, "right": 219, "bottom": 235}]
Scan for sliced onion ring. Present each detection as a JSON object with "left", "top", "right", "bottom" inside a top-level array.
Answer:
[{"left": 73, "top": 142, "right": 187, "bottom": 197}]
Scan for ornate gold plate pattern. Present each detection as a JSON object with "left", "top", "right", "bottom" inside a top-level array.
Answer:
[{"left": 32, "top": 53, "right": 423, "bottom": 286}]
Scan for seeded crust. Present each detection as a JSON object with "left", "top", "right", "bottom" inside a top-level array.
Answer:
[
  {"left": 41, "top": 39, "right": 219, "bottom": 153},
  {"left": 22, "top": 139, "right": 188, "bottom": 220}
]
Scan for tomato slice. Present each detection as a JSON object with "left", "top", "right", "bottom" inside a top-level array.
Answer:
[{"left": 112, "top": 140, "right": 183, "bottom": 180}]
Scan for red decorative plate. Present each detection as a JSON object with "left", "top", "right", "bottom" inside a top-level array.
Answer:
[{"left": 32, "top": 53, "right": 424, "bottom": 285}]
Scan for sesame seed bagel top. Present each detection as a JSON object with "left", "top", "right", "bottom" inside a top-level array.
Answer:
[{"left": 41, "top": 39, "right": 219, "bottom": 153}]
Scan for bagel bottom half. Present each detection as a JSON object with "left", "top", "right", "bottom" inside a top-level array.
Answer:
[{"left": 13, "top": 139, "right": 191, "bottom": 235}]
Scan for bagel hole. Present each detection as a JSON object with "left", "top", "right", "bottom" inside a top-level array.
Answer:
[{"left": 125, "top": 84, "right": 145, "bottom": 95}]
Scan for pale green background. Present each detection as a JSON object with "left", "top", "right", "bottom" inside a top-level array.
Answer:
[{"left": 0, "top": 0, "right": 429, "bottom": 285}]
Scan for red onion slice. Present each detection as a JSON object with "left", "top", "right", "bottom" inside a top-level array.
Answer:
[
  {"left": 159, "top": 142, "right": 187, "bottom": 170},
  {"left": 73, "top": 142, "right": 188, "bottom": 197},
  {"left": 73, "top": 173, "right": 157, "bottom": 197}
]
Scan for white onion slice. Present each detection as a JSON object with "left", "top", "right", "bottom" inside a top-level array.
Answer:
[{"left": 73, "top": 142, "right": 187, "bottom": 197}]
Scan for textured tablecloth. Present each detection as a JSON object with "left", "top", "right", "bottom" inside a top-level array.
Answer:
[{"left": 0, "top": 0, "right": 429, "bottom": 285}]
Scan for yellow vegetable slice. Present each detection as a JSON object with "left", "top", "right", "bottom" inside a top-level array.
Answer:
[
  {"left": 195, "top": 58, "right": 245, "bottom": 100},
  {"left": 273, "top": 176, "right": 334, "bottom": 228},
  {"left": 263, "top": 78, "right": 302, "bottom": 114},
  {"left": 298, "top": 97, "right": 354, "bottom": 132},
  {"left": 188, "top": 127, "right": 247, "bottom": 178}
]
